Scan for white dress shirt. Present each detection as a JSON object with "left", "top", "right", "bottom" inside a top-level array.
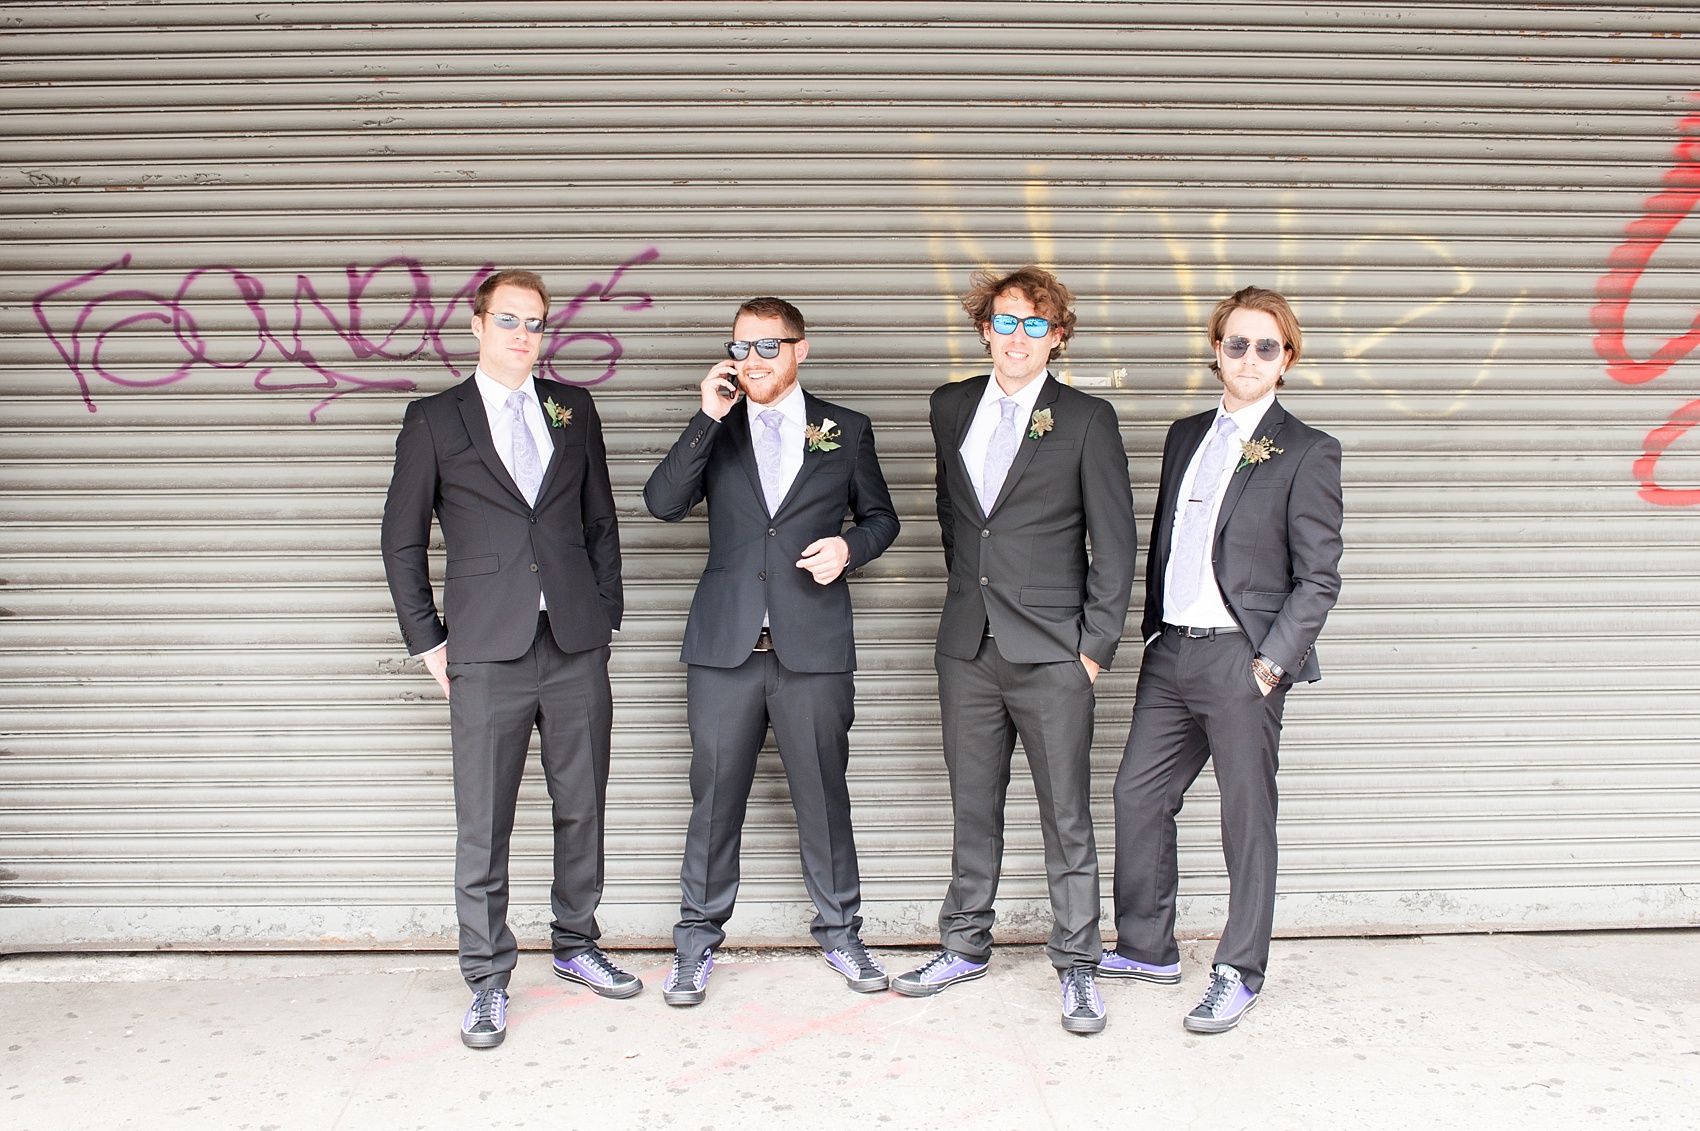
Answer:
[
  {"left": 958, "top": 369, "right": 1050, "bottom": 512},
  {"left": 1161, "top": 390, "right": 1277, "bottom": 630},
  {"left": 745, "top": 382, "right": 808, "bottom": 513},
  {"left": 412, "top": 369, "right": 555, "bottom": 657}
]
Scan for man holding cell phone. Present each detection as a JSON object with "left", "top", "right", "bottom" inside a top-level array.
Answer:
[{"left": 643, "top": 297, "right": 900, "bottom": 1007}]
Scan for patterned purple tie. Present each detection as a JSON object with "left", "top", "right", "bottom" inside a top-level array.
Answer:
[
  {"left": 756, "top": 408, "right": 786, "bottom": 514},
  {"left": 505, "top": 390, "right": 544, "bottom": 505},
  {"left": 980, "top": 397, "right": 1021, "bottom": 514},
  {"left": 1168, "top": 414, "right": 1239, "bottom": 607}
]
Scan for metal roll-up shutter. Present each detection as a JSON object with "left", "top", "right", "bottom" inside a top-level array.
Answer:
[{"left": 4, "top": 2, "right": 1697, "bottom": 951}]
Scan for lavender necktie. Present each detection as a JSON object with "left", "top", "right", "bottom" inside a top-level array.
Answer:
[
  {"left": 980, "top": 397, "right": 1021, "bottom": 514},
  {"left": 1168, "top": 414, "right": 1240, "bottom": 608},
  {"left": 756, "top": 408, "right": 785, "bottom": 514},
  {"left": 505, "top": 390, "right": 544, "bottom": 505}
]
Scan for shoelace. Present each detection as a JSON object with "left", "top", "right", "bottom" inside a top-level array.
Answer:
[
  {"left": 835, "top": 940, "right": 879, "bottom": 977},
  {"left": 1199, "top": 970, "right": 1239, "bottom": 1013},
  {"left": 1062, "top": 967, "right": 1098, "bottom": 1014},
  {"left": 915, "top": 950, "right": 961, "bottom": 979},
  {"left": 468, "top": 989, "right": 504, "bottom": 1030},
  {"left": 670, "top": 952, "right": 704, "bottom": 989},
  {"left": 575, "top": 948, "right": 621, "bottom": 981}
]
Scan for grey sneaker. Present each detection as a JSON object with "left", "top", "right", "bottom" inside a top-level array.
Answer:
[
  {"left": 1060, "top": 965, "right": 1107, "bottom": 1034},
  {"left": 891, "top": 949, "right": 989, "bottom": 997},
  {"left": 460, "top": 987, "right": 508, "bottom": 1049},
  {"left": 662, "top": 948, "right": 713, "bottom": 1007},
  {"left": 553, "top": 946, "right": 643, "bottom": 999},
  {"left": 1184, "top": 964, "right": 1258, "bottom": 1033},
  {"left": 824, "top": 939, "right": 889, "bottom": 993}
]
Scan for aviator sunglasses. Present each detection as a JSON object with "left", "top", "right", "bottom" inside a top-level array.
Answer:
[
  {"left": 1220, "top": 335, "right": 1287, "bottom": 362},
  {"left": 725, "top": 337, "right": 801, "bottom": 360},
  {"left": 485, "top": 311, "right": 547, "bottom": 334},
  {"left": 989, "top": 313, "right": 1052, "bottom": 338}
]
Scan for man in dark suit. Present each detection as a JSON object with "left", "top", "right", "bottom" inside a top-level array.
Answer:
[
  {"left": 381, "top": 269, "right": 636, "bottom": 1050},
  {"left": 644, "top": 297, "right": 900, "bottom": 1006},
  {"left": 1103, "top": 286, "right": 1343, "bottom": 1034},
  {"left": 892, "top": 267, "right": 1137, "bottom": 1036}
]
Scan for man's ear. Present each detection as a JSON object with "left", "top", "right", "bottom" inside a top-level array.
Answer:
[{"left": 793, "top": 338, "right": 810, "bottom": 365}]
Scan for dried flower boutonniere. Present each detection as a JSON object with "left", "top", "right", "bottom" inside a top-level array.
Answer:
[
  {"left": 543, "top": 397, "right": 572, "bottom": 428},
  {"left": 805, "top": 417, "right": 842, "bottom": 452},
  {"left": 1236, "top": 435, "right": 1283, "bottom": 472},
  {"left": 1028, "top": 408, "right": 1054, "bottom": 440}
]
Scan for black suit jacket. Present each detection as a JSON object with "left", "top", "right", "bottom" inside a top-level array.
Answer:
[
  {"left": 1142, "top": 397, "right": 1343, "bottom": 682},
  {"left": 643, "top": 393, "right": 899, "bottom": 673},
  {"left": 931, "top": 373, "right": 1138, "bottom": 667},
  {"left": 381, "top": 376, "right": 623, "bottom": 663}
]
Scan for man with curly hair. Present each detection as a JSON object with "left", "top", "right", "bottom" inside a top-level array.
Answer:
[{"left": 893, "top": 267, "right": 1137, "bottom": 1035}]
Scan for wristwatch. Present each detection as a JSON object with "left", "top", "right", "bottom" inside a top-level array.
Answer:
[{"left": 1252, "top": 655, "right": 1285, "bottom": 687}]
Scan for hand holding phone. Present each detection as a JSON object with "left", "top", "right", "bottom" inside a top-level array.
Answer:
[{"left": 699, "top": 362, "right": 742, "bottom": 420}]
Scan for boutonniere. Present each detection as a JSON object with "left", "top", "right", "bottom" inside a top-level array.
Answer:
[
  {"left": 1236, "top": 435, "right": 1283, "bottom": 472},
  {"left": 542, "top": 397, "right": 572, "bottom": 429},
  {"left": 1028, "top": 408, "right": 1054, "bottom": 440},
  {"left": 805, "top": 417, "right": 842, "bottom": 452}
]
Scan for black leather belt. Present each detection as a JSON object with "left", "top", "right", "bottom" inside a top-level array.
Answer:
[
  {"left": 753, "top": 626, "right": 774, "bottom": 652},
  {"left": 1164, "top": 623, "right": 1239, "bottom": 639}
]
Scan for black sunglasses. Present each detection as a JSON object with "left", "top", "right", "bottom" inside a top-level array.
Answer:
[
  {"left": 725, "top": 338, "right": 801, "bottom": 360},
  {"left": 1220, "top": 335, "right": 1287, "bottom": 362}
]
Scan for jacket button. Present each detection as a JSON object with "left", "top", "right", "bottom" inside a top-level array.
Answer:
[
  {"left": 758, "top": 571, "right": 766, "bottom": 581},
  {"left": 768, "top": 528, "right": 776, "bottom": 537},
  {"left": 981, "top": 529, "right": 990, "bottom": 538},
  {"left": 529, "top": 516, "right": 537, "bottom": 524},
  {"left": 529, "top": 564, "right": 539, "bottom": 572},
  {"left": 979, "top": 576, "right": 989, "bottom": 586}
]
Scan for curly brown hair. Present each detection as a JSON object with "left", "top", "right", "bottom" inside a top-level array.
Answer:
[
  {"left": 960, "top": 266, "right": 1076, "bottom": 358},
  {"left": 1207, "top": 286, "right": 1302, "bottom": 386}
]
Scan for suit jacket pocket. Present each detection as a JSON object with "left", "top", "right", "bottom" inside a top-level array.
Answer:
[
  {"left": 1031, "top": 440, "right": 1078, "bottom": 454},
  {"left": 1241, "top": 588, "right": 1290, "bottom": 611},
  {"left": 1019, "top": 586, "right": 1082, "bottom": 607},
  {"left": 446, "top": 554, "right": 499, "bottom": 579}
]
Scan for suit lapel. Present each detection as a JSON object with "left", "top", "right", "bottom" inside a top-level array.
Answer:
[
  {"left": 772, "top": 391, "right": 832, "bottom": 517},
  {"left": 1149, "top": 411, "right": 1213, "bottom": 588},
  {"left": 1214, "top": 399, "right": 1289, "bottom": 540},
  {"left": 532, "top": 379, "right": 569, "bottom": 501},
  {"left": 986, "top": 374, "right": 1060, "bottom": 516},
  {"left": 456, "top": 377, "right": 528, "bottom": 504},
  {"left": 723, "top": 400, "right": 767, "bottom": 509},
  {"left": 947, "top": 377, "right": 990, "bottom": 522}
]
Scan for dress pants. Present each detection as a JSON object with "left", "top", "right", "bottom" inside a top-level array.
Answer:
[
  {"left": 674, "top": 650, "right": 862, "bottom": 958},
  {"left": 448, "top": 614, "right": 612, "bottom": 991},
  {"left": 1111, "top": 629, "right": 1288, "bottom": 993},
  {"left": 935, "top": 635, "right": 1101, "bottom": 971}
]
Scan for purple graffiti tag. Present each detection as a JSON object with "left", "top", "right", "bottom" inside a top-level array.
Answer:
[{"left": 33, "top": 248, "right": 661, "bottom": 421}]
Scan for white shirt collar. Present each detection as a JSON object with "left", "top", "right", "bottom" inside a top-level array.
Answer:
[
  {"left": 747, "top": 381, "right": 807, "bottom": 426},
  {"left": 1216, "top": 390, "right": 1276, "bottom": 437},
  {"left": 978, "top": 369, "right": 1051, "bottom": 418},
  {"left": 474, "top": 367, "right": 536, "bottom": 412}
]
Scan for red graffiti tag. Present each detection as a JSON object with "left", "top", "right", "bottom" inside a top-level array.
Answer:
[
  {"left": 1590, "top": 102, "right": 1700, "bottom": 504},
  {"left": 32, "top": 248, "right": 659, "bottom": 422}
]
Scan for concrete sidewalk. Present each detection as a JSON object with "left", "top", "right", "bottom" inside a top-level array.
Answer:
[{"left": 3, "top": 931, "right": 1696, "bottom": 1130}]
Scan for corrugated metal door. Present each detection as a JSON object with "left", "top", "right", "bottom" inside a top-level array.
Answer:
[{"left": 4, "top": 2, "right": 1698, "bottom": 950}]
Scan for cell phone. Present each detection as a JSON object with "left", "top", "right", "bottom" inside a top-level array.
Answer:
[{"left": 716, "top": 368, "right": 741, "bottom": 400}]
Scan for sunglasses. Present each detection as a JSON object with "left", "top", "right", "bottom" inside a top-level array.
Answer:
[
  {"left": 1220, "top": 336, "right": 1287, "bottom": 362},
  {"left": 485, "top": 312, "right": 546, "bottom": 334},
  {"left": 989, "top": 314, "right": 1052, "bottom": 338},
  {"left": 725, "top": 337, "right": 801, "bottom": 360}
]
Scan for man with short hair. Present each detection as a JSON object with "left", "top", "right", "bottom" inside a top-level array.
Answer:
[
  {"left": 1103, "top": 285, "right": 1343, "bottom": 1034},
  {"left": 644, "top": 297, "right": 900, "bottom": 1006},
  {"left": 894, "top": 267, "right": 1137, "bottom": 1035},
  {"left": 381, "top": 268, "right": 634, "bottom": 1049}
]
